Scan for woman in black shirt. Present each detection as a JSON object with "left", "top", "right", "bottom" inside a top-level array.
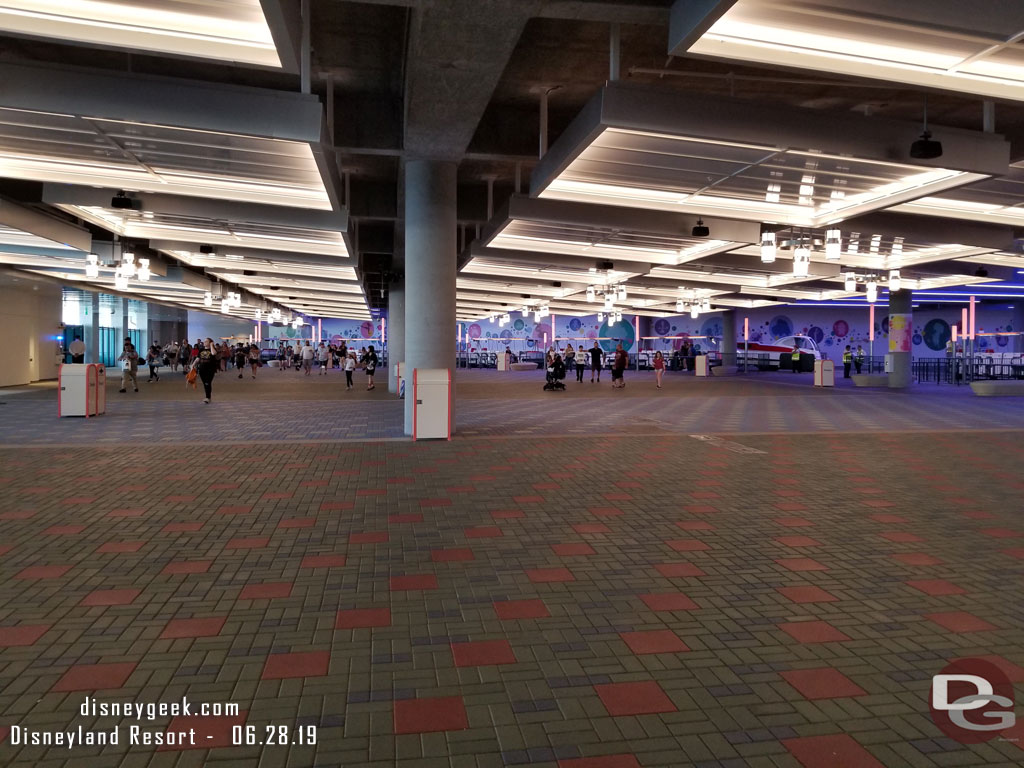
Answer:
[
  {"left": 194, "top": 338, "right": 218, "bottom": 403},
  {"left": 362, "top": 345, "right": 379, "bottom": 390}
]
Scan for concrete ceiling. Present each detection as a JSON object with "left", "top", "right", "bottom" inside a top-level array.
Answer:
[{"left": 2, "top": 0, "right": 1024, "bottom": 313}]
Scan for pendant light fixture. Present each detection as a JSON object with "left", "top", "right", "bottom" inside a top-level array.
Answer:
[
  {"left": 586, "top": 286, "right": 595, "bottom": 302},
  {"left": 617, "top": 284, "right": 627, "bottom": 301},
  {"left": 121, "top": 251, "right": 135, "bottom": 278},
  {"left": 85, "top": 253, "right": 99, "bottom": 279},
  {"left": 888, "top": 270, "right": 902, "bottom": 292},
  {"left": 824, "top": 229, "right": 841, "bottom": 260},
  {"left": 597, "top": 312, "right": 605, "bottom": 323},
  {"left": 113, "top": 266, "right": 128, "bottom": 291},
  {"left": 675, "top": 299, "right": 684, "bottom": 313},
  {"left": 793, "top": 244, "right": 811, "bottom": 277},
  {"left": 844, "top": 272, "right": 856, "bottom": 292},
  {"left": 866, "top": 279, "right": 879, "bottom": 303},
  {"left": 136, "top": 258, "right": 150, "bottom": 282},
  {"left": 910, "top": 96, "right": 942, "bottom": 159},
  {"left": 760, "top": 231, "right": 776, "bottom": 263},
  {"left": 690, "top": 304, "right": 699, "bottom": 319},
  {"left": 204, "top": 291, "right": 213, "bottom": 307}
]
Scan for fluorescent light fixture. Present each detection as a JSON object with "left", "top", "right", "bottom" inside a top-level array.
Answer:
[
  {"left": 531, "top": 84, "right": 1006, "bottom": 227},
  {"left": 793, "top": 245, "right": 811, "bottom": 277},
  {"left": 674, "top": 1, "right": 1024, "bottom": 101},
  {"left": 760, "top": 231, "right": 776, "bottom": 263},
  {"left": 0, "top": 0, "right": 286, "bottom": 69}
]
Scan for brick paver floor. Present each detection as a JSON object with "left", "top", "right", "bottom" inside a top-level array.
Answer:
[{"left": 1, "top": 369, "right": 1023, "bottom": 767}]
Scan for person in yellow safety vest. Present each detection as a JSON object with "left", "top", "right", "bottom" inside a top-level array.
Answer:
[
  {"left": 791, "top": 344, "right": 801, "bottom": 373},
  {"left": 842, "top": 345, "right": 852, "bottom": 378},
  {"left": 945, "top": 338, "right": 954, "bottom": 358},
  {"left": 855, "top": 345, "right": 865, "bottom": 374}
]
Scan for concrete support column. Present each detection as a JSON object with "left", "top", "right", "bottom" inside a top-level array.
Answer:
[
  {"left": 720, "top": 310, "right": 737, "bottom": 369},
  {"left": 121, "top": 298, "right": 129, "bottom": 345},
  {"left": 403, "top": 159, "right": 457, "bottom": 436},
  {"left": 85, "top": 291, "right": 99, "bottom": 364},
  {"left": 388, "top": 280, "right": 406, "bottom": 393},
  {"left": 887, "top": 290, "right": 913, "bottom": 389}
]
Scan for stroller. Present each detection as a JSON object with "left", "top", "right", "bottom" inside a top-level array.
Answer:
[{"left": 543, "top": 356, "right": 567, "bottom": 391}]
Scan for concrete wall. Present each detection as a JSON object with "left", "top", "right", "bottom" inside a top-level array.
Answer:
[
  {"left": 187, "top": 310, "right": 255, "bottom": 344},
  {"left": 0, "top": 277, "right": 62, "bottom": 387}
]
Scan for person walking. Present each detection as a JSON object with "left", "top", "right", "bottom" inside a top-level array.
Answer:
[
  {"left": 611, "top": 343, "right": 627, "bottom": 389},
  {"left": 362, "top": 345, "right": 379, "bottom": 390},
  {"left": 842, "top": 345, "right": 853, "bottom": 378},
  {"left": 653, "top": 350, "right": 665, "bottom": 388},
  {"left": 235, "top": 343, "right": 247, "bottom": 378},
  {"left": 589, "top": 341, "right": 603, "bottom": 383},
  {"left": 68, "top": 335, "right": 85, "bottom": 364},
  {"left": 165, "top": 341, "right": 179, "bottom": 372},
  {"left": 248, "top": 343, "right": 261, "bottom": 379},
  {"left": 564, "top": 344, "right": 575, "bottom": 376},
  {"left": 117, "top": 340, "right": 139, "bottom": 393},
  {"left": 317, "top": 341, "right": 330, "bottom": 375},
  {"left": 575, "top": 345, "right": 586, "bottom": 382},
  {"left": 146, "top": 342, "right": 162, "bottom": 382},
  {"left": 855, "top": 345, "right": 865, "bottom": 374},
  {"left": 194, "top": 338, "right": 218, "bottom": 404},
  {"left": 344, "top": 351, "right": 356, "bottom": 390},
  {"left": 301, "top": 340, "right": 315, "bottom": 376}
]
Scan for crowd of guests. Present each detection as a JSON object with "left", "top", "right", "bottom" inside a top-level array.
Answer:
[{"left": 113, "top": 338, "right": 379, "bottom": 403}]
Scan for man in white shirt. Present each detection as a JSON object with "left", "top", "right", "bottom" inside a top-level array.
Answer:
[
  {"left": 68, "top": 336, "right": 86, "bottom": 364},
  {"left": 301, "top": 340, "right": 315, "bottom": 376},
  {"left": 316, "top": 342, "right": 330, "bottom": 375}
]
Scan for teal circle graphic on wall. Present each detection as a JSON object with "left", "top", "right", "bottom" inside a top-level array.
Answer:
[
  {"left": 653, "top": 318, "right": 671, "bottom": 336},
  {"left": 513, "top": 318, "right": 525, "bottom": 331},
  {"left": 700, "top": 317, "right": 722, "bottom": 340},
  {"left": 922, "top": 318, "right": 951, "bottom": 351},
  {"left": 768, "top": 315, "right": 793, "bottom": 338},
  {"left": 568, "top": 318, "right": 582, "bottom": 332},
  {"left": 599, "top": 319, "right": 635, "bottom": 352},
  {"left": 807, "top": 326, "right": 824, "bottom": 344}
]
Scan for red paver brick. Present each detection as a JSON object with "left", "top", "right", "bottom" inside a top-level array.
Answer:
[
  {"left": 781, "top": 621, "right": 851, "bottom": 644},
  {"left": 558, "top": 755, "right": 641, "bottom": 768},
  {"left": 431, "top": 548, "right": 475, "bottom": 562},
  {"left": 1002, "top": 548, "right": 1024, "bottom": 559},
  {"left": 43, "top": 525, "right": 86, "bottom": 535},
  {"left": 451, "top": 639, "right": 517, "bottom": 667},
  {"left": 161, "top": 560, "right": 212, "bottom": 575},
  {"left": 494, "top": 599, "right": 550, "bottom": 620},
  {"left": 925, "top": 611, "right": 997, "bottom": 633},
  {"left": 390, "top": 574, "right": 438, "bottom": 591},
  {"left": 783, "top": 733, "right": 884, "bottom": 768},
  {"left": 389, "top": 513, "right": 423, "bottom": 523},
  {"left": 320, "top": 501, "right": 354, "bottom": 511},
  {"left": 0, "top": 624, "right": 50, "bottom": 647},
  {"left": 262, "top": 650, "right": 329, "bottom": 679},
  {"left": 278, "top": 517, "right": 316, "bottom": 529},
  {"left": 81, "top": 589, "right": 141, "bottom": 606},
  {"left": 217, "top": 505, "right": 252, "bottom": 515},
  {"left": 15, "top": 565, "right": 72, "bottom": 579},
  {"left": 161, "top": 522, "right": 204, "bottom": 533},
  {"left": 620, "top": 629, "right": 689, "bottom": 655},
  {"left": 906, "top": 579, "right": 966, "bottom": 596},
  {"left": 654, "top": 562, "right": 706, "bottom": 578},
  {"left": 160, "top": 616, "right": 226, "bottom": 639},
  {"left": 465, "top": 526, "right": 502, "bottom": 538},
  {"left": 301, "top": 554, "right": 346, "bottom": 568},
  {"left": 777, "top": 585, "right": 838, "bottom": 603},
  {"left": 239, "top": 582, "right": 293, "bottom": 600},
  {"left": 526, "top": 567, "right": 574, "bottom": 583},
  {"left": 781, "top": 668, "right": 867, "bottom": 700},
  {"left": 225, "top": 537, "right": 270, "bottom": 550},
  {"left": 350, "top": 531, "right": 389, "bottom": 543},
  {"left": 336, "top": 607, "right": 391, "bottom": 629},
  {"left": 589, "top": 506, "right": 623, "bottom": 517},
  {"left": 51, "top": 662, "right": 136, "bottom": 692},
  {"left": 394, "top": 696, "right": 468, "bottom": 734},
  {"left": 639, "top": 593, "right": 698, "bottom": 611},
  {"left": 594, "top": 681, "right": 677, "bottom": 716},
  {"left": 981, "top": 527, "right": 1022, "bottom": 538},
  {"left": 952, "top": 654, "right": 1024, "bottom": 683},
  {"left": 97, "top": 541, "right": 146, "bottom": 553},
  {"left": 420, "top": 498, "right": 452, "bottom": 507}
]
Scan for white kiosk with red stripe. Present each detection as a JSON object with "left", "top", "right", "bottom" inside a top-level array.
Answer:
[
  {"left": 813, "top": 359, "right": 835, "bottom": 387},
  {"left": 58, "top": 363, "right": 106, "bottom": 417},
  {"left": 412, "top": 368, "right": 451, "bottom": 440}
]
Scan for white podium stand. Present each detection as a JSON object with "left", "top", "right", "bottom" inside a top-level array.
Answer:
[
  {"left": 58, "top": 364, "right": 106, "bottom": 417},
  {"left": 412, "top": 368, "right": 451, "bottom": 440},
  {"left": 814, "top": 360, "right": 835, "bottom": 387},
  {"left": 695, "top": 355, "right": 710, "bottom": 377}
]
